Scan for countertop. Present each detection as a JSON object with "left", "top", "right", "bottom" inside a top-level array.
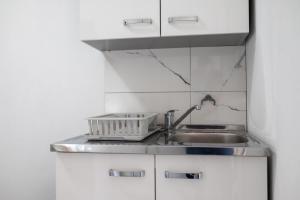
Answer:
[{"left": 51, "top": 130, "right": 270, "bottom": 157}]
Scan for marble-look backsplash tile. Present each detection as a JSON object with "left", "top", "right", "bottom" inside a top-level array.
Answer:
[
  {"left": 104, "top": 48, "right": 190, "bottom": 92},
  {"left": 191, "top": 46, "right": 246, "bottom": 91},
  {"left": 104, "top": 46, "right": 247, "bottom": 125},
  {"left": 191, "top": 92, "right": 246, "bottom": 125}
]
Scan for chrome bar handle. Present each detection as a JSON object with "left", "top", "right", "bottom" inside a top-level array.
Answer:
[
  {"left": 168, "top": 16, "right": 199, "bottom": 23},
  {"left": 123, "top": 18, "right": 152, "bottom": 26},
  {"left": 165, "top": 171, "right": 203, "bottom": 179},
  {"left": 109, "top": 169, "right": 145, "bottom": 177}
]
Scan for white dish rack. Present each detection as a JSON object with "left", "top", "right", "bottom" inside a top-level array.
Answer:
[{"left": 87, "top": 112, "right": 159, "bottom": 141}]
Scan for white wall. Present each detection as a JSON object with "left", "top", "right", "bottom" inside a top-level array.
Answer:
[
  {"left": 0, "top": 0, "right": 105, "bottom": 200},
  {"left": 246, "top": 0, "right": 300, "bottom": 199}
]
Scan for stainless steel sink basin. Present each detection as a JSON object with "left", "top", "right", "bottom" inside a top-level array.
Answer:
[
  {"left": 179, "top": 124, "right": 245, "bottom": 132},
  {"left": 169, "top": 132, "right": 248, "bottom": 144}
]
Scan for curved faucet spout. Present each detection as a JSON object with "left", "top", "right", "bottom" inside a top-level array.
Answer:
[{"left": 170, "top": 105, "right": 201, "bottom": 130}]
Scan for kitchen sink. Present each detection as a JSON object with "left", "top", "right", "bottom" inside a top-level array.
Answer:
[
  {"left": 179, "top": 124, "right": 245, "bottom": 132},
  {"left": 51, "top": 123, "right": 269, "bottom": 156},
  {"left": 168, "top": 131, "right": 248, "bottom": 144}
]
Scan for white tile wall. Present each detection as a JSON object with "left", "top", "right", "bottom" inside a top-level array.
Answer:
[
  {"left": 191, "top": 46, "right": 246, "bottom": 91},
  {"left": 104, "top": 46, "right": 247, "bottom": 125},
  {"left": 191, "top": 92, "right": 246, "bottom": 125},
  {"left": 104, "top": 48, "right": 190, "bottom": 92}
]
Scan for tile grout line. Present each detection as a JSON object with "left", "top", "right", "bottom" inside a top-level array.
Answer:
[
  {"left": 244, "top": 44, "right": 248, "bottom": 131},
  {"left": 189, "top": 47, "right": 192, "bottom": 124},
  {"left": 159, "top": 0, "right": 161, "bottom": 36},
  {"left": 105, "top": 91, "right": 247, "bottom": 94},
  {"left": 154, "top": 155, "right": 157, "bottom": 200}
]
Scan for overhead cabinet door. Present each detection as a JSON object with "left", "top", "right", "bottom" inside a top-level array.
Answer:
[
  {"left": 161, "top": 0, "right": 249, "bottom": 37},
  {"left": 80, "top": 0, "right": 160, "bottom": 40}
]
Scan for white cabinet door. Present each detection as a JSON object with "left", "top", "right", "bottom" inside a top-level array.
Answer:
[
  {"left": 80, "top": 0, "right": 160, "bottom": 40},
  {"left": 161, "top": 0, "right": 249, "bottom": 37},
  {"left": 56, "top": 153, "right": 155, "bottom": 200},
  {"left": 156, "top": 155, "right": 267, "bottom": 200}
]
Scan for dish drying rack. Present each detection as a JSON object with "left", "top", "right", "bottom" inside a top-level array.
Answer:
[{"left": 87, "top": 113, "right": 159, "bottom": 141}]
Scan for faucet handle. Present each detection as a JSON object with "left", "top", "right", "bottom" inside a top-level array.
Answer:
[
  {"left": 164, "top": 109, "right": 178, "bottom": 129},
  {"left": 166, "top": 109, "right": 178, "bottom": 114}
]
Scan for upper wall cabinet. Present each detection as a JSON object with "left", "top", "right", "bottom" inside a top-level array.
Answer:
[
  {"left": 161, "top": 0, "right": 249, "bottom": 37},
  {"left": 80, "top": 0, "right": 249, "bottom": 51},
  {"left": 80, "top": 0, "right": 160, "bottom": 40}
]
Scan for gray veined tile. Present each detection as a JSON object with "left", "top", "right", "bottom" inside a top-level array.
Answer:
[
  {"left": 191, "top": 92, "right": 246, "bottom": 125},
  {"left": 104, "top": 48, "right": 190, "bottom": 93},
  {"left": 105, "top": 92, "right": 190, "bottom": 124},
  {"left": 191, "top": 46, "right": 246, "bottom": 91}
]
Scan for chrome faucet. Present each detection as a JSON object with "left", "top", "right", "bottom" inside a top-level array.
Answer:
[
  {"left": 164, "top": 95, "right": 216, "bottom": 131},
  {"left": 164, "top": 105, "right": 201, "bottom": 130}
]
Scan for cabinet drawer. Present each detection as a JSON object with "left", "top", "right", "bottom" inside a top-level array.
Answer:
[
  {"left": 80, "top": 0, "right": 160, "bottom": 40},
  {"left": 156, "top": 155, "right": 267, "bottom": 200},
  {"left": 161, "top": 0, "right": 249, "bottom": 37},
  {"left": 56, "top": 153, "right": 155, "bottom": 200}
]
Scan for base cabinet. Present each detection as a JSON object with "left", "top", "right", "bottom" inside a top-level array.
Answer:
[
  {"left": 56, "top": 154, "right": 267, "bottom": 200},
  {"left": 156, "top": 155, "right": 267, "bottom": 200},
  {"left": 56, "top": 153, "right": 155, "bottom": 200}
]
